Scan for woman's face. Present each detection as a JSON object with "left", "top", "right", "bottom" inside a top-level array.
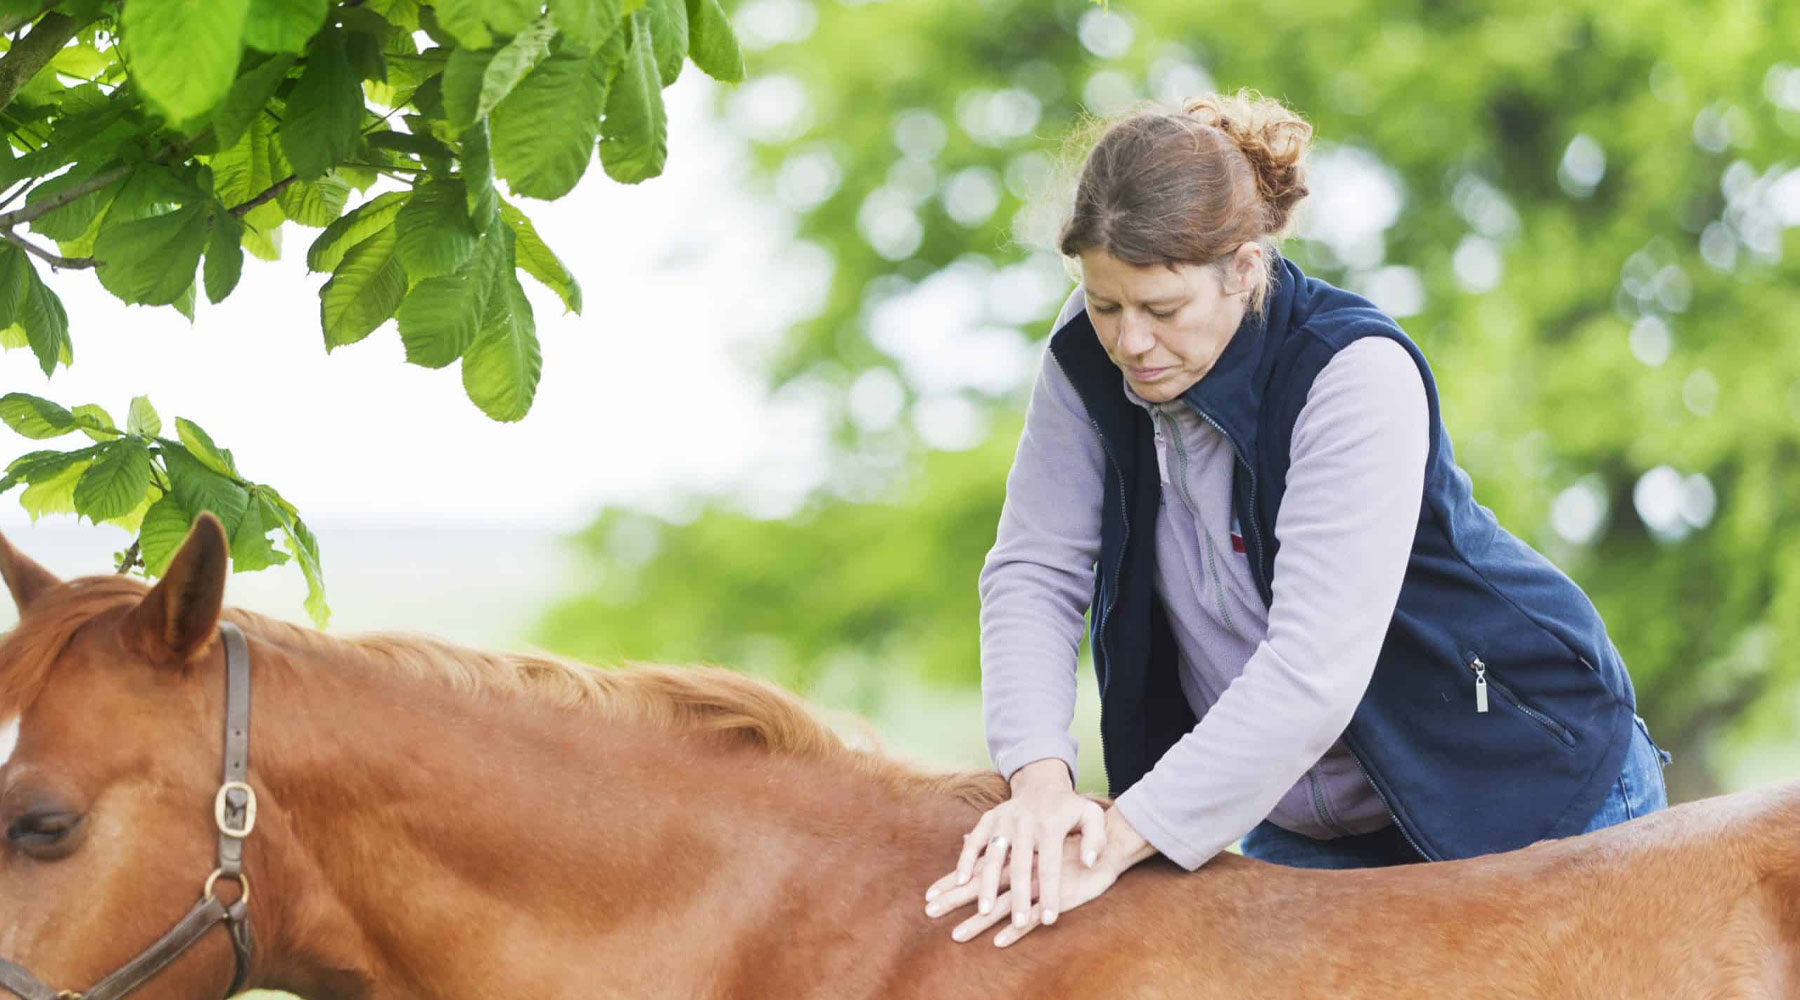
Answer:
[{"left": 1079, "top": 244, "right": 1260, "bottom": 403}]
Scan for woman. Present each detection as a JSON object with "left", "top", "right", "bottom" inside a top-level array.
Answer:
[{"left": 921, "top": 89, "right": 1671, "bottom": 948}]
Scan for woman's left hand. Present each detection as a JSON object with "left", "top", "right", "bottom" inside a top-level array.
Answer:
[{"left": 924, "top": 808, "right": 1149, "bottom": 947}]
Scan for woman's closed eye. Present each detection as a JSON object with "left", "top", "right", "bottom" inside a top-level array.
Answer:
[{"left": 1091, "top": 304, "right": 1175, "bottom": 319}]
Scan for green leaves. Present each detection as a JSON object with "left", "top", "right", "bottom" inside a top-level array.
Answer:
[
  {"left": 0, "top": 247, "right": 72, "bottom": 376},
  {"left": 0, "top": 394, "right": 76, "bottom": 440},
  {"left": 461, "top": 236, "right": 542, "bottom": 422},
  {"left": 280, "top": 30, "right": 365, "bottom": 179},
  {"left": 205, "top": 207, "right": 246, "bottom": 303},
  {"left": 644, "top": 0, "right": 688, "bottom": 88},
  {"left": 319, "top": 224, "right": 407, "bottom": 349},
  {"left": 397, "top": 201, "right": 508, "bottom": 367},
  {"left": 120, "top": 0, "right": 250, "bottom": 121},
  {"left": 72, "top": 438, "right": 151, "bottom": 522},
  {"left": 501, "top": 200, "right": 582, "bottom": 313},
  {"left": 492, "top": 47, "right": 609, "bottom": 199},
  {"left": 599, "top": 11, "right": 668, "bottom": 184},
  {"left": 550, "top": 0, "right": 622, "bottom": 51},
  {"left": 245, "top": 0, "right": 329, "bottom": 54},
  {"left": 395, "top": 179, "right": 479, "bottom": 279},
  {"left": 1, "top": 402, "right": 328, "bottom": 626},
  {"left": 686, "top": 0, "right": 744, "bottom": 83},
  {"left": 442, "top": 16, "right": 559, "bottom": 129},
  {"left": 306, "top": 190, "right": 409, "bottom": 272},
  {"left": 94, "top": 203, "right": 208, "bottom": 306}
]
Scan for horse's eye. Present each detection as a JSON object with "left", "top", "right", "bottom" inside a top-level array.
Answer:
[{"left": 6, "top": 811, "right": 83, "bottom": 856}]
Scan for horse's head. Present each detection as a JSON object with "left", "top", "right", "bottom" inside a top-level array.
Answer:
[{"left": 0, "top": 514, "right": 247, "bottom": 999}]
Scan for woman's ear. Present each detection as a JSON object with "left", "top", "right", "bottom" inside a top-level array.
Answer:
[
  {"left": 0, "top": 529, "right": 62, "bottom": 613},
  {"left": 1227, "top": 241, "right": 1263, "bottom": 297},
  {"left": 126, "top": 512, "right": 230, "bottom": 668}
]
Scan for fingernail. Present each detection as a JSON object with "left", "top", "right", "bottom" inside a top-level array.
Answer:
[
  {"left": 956, "top": 873, "right": 969, "bottom": 886},
  {"left": 1043, "top": 909, "right": 1057, "bottom": 925},
  {"left": 1083, "top": 851, "right": 1096, "bottom": 866},
  {"left": 926, "top": 887, "right": 939, "bottom": 900},
  {"left": 979, "top": 899, "right": 991, "bottom": 914},
  {"left": 952, "top": 927, "right": 969, "bottom": 942},
  {"left": 1012, "top": 912, "right": 1026, "bottom": 928},
  {"left": 925, "top": 905, "right": 939, "bottom": 917}
]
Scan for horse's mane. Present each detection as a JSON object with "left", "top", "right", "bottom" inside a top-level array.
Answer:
[{"left": 1, "top": 575, "right": 1010, "bottom": 810}]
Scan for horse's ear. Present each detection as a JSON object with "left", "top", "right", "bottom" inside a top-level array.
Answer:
[
  {"left": 127, "top": 512, "right": 229, "bottom": 668},
  {"left": 0, "top": 527, "right": 62, "bottom": 613}
]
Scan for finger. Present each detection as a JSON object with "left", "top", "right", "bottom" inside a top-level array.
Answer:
[
  {"left": 1037, "top": 823, "right": 1065, "bottom": 925},
  {"left": 1009, "top": 827, "right": 1038, "bottom": 929},
  {"left": 1078, "top": 801, "right": 1107, "bottom": 868},
  {"left": 924, "top": 873, "right": 983, "bottom": 919},
  {"left": 952, "top": 888, "right": 1016, "bottom": 943},
  {"left": 925, "top": 870, "right": 959, "bottom": 905},
  {"left": 995, "top": 902, "right": 1044, "bottom": 948},
  {"left": 977, "top": 821, "right": 1016, "bottom": 916},
  {"left": 952, "top": 812, "right": 997, "bottom": 889}
]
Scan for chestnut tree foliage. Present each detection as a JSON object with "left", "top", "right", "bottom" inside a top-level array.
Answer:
[{"left": 0, "top": 0, "right": 744, "bottom": 624}]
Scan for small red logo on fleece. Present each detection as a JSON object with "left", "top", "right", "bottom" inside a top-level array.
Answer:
[{"left": 1230, "top": 512, "right": 1246, "bottom": 553}]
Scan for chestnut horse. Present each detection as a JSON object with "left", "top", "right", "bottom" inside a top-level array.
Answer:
[{"left": 0, "top": 514, "right": 1796, "bottom": 1000}]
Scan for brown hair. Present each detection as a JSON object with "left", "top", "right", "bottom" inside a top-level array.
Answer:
[{"left": 1049, "top": 87, "right": 1314, "bottom": 321}]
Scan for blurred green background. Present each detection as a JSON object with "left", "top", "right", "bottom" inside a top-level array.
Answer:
[
  {"left": 6, "top": 0, "right": 1797, "bottom": 804},
  {"left": 535, "top": 0, "right": 1800, "bottom": 802}
]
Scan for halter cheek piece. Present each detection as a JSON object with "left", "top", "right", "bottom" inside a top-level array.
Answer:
[{"left": 0, "top": 622, "right": 256, "bottom": 1000}]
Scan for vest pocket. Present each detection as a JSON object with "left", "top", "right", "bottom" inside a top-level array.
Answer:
[{"left": 1464, "top": 647, "right": 1577, "bottom": 748}]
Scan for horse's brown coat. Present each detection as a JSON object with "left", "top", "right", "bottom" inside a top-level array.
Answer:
[{"left": 0, "top": 518, "right": 1795, "bottom": 1000}]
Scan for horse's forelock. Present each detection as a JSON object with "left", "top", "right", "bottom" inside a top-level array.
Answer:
[{"left": 0, "top": 574, "right": 149, "bottom": 718}]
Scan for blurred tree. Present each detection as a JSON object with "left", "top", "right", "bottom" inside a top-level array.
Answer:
[
  {"left": 0, "top": 0, "right": 745, "bottom": 624},
  {"left": 542, "top": 0, "right": 1800, "bottom": 795}
]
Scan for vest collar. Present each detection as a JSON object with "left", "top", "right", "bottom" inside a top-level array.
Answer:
[{"left": 1176, "top": 248, "right": 1311, "bottom": 462}]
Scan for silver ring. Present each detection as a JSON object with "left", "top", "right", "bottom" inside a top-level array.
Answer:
[{"left": 987, "top": 834, "right": 1009, "bottom": 852}]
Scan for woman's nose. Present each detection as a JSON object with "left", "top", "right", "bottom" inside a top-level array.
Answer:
[{"left": 1117, "top": 315, "right": 1156, "bottom": 356}]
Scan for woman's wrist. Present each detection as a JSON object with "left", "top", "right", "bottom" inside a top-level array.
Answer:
[
  {"left": 1008, "top": 756, "right": 1074, "bottom": 794},
  {"left": 1098, "top": 804, "right": 1158, "bottom": 873}
]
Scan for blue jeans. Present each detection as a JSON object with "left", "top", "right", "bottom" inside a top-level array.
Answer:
[{"left": 1240, "top": 715, "right": 1672, "bottom": 869}]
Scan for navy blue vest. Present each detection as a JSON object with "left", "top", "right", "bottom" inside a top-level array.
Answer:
[{"left": 1048, "top": 250, "right": 1639, "bottom": 861}]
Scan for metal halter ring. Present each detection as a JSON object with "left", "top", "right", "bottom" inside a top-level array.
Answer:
[{"left": 202, "top": 869, "right": 251, "bottom": 907}]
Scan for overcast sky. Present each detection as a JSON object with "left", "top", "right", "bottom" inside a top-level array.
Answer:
[{"left": 0, "top": 73, "right": 834, "bottom": 536}]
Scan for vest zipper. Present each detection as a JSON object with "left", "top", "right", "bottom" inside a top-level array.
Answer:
[{"left": 1344, "top": 743, "right": 1436, "bottom": 861}]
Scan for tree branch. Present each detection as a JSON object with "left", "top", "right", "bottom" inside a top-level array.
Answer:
[
  {"left": 0, "top": 163, "right": 132, "bottom": 228},
  {"left": 0, "top": 2, "right": 55, "bottom": 36},
  {"left": 230, "top": 174, "right": 298, "bottom": 217},
  {"left": 0, "top": 227, "right": 96, "bottom": 269},
  {"left": 0, "top": 13, "right": 94, "bottom": 114}
]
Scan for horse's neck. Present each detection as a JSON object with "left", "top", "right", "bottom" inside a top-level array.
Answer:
[{"left": 246, "top": 650, "right": 1000, "bottom": 1000}]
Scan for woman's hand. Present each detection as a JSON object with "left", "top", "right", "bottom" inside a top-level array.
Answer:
[
  {"left": 924, "top": 758, "right": 1106, "bottom": 934},
  {"left": 924, "top": 804, "right": 1157, "bottom": 947}
]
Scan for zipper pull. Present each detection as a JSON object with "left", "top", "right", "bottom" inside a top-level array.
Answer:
[{"left": 1470, "top": 655, "right": 1489, "bottom": 713}]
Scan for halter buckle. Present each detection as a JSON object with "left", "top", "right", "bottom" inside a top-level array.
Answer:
[
  {"left": 55, "top": 992, "right": 84, "bottom": 1000},
  {"left": 214, "top": 781, "right": 257, "bottom": 839}
]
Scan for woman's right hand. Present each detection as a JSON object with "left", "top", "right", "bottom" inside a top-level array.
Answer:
[{"left": 925, "top": 757, "right": 1107, "bottom": 934}]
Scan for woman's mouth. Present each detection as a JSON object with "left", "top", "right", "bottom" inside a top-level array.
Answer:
[{"left": 1129, "top": 366, "right": 1171, "bottom": 381}]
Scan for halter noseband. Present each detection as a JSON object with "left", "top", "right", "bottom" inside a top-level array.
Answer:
[{"left": 0, "top": 621, "right": 256, "bottom": 1000}]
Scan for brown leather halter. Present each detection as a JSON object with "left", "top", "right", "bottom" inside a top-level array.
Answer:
[{"left": 0, "top": 621, "right": 256, "bottom": 1000}]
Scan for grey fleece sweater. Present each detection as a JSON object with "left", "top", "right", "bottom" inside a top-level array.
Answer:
[{"left": 978, "top": 286, "right": 1430, "bottom": 870}]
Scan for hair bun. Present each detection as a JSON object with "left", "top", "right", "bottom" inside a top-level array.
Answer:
[{"left": 1181, "top": 89, "right": 1313, "bottom": 234}]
